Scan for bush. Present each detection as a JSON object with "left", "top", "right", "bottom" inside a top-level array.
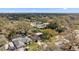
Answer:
[
  {"left": 27, "top": 42, "right": 41, "bottom": 51},
  {"left": 47, "top": 21, "right": 65, "bottom": 33},
  {"left": 41, "top": 29, "right": 57, "bottom": 40},
  {"left": 48, "top": 22, "right": 58, "bottom": 29},
  {"left": 56, "top": 27, "right": 65, "bottom": 33},
  {"left": 0, "top": 39, "right": 7, "bottom": 47}
]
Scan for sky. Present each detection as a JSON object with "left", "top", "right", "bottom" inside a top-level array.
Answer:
[{"left": 0, "top": 8, "right": 79, "bottom": 13}]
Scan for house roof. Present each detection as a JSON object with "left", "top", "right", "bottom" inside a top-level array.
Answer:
[
  {"left": 20, "top": 36, "right": 32, "bottom": 43},
  {"left": 35, "top": 33, "right": 43, "bottom": 36},
  {"left": 13, "top": 40, "right": 25, "bottom": 48},
  {"left": 8, "top": 42, "right": 15, "bottom": 50},
  {"left": 31, "top": 35, "right": 41, "bottom": 41},
  {"left": 12, "top": 36, "right": 32, "bottom": 43},
  {"left": 11, "top": 36, "right": 32, "bottom": 48}
]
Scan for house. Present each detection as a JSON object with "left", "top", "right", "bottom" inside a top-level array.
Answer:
[
  {"left": 36, "top": 23, "right": 49, "bottom": 29},
  {"left": 36, "top": 24, "right": 45, "bottom": 29},
  {"left": 12, "top": 36, "right": 32, "bottom": 44},
  {"left": 4, "top": 42, "right": 15, "bottom": 50},
  {"left": 31, "top": 22, "right": 49, "bottom": 29},
  {"left": 12, "top": 40, "right": 25, "bottom": 48},
  {"left": 8, "top": 42, "right": 15, "bottom": 50},
  {"left": 11, "top": 36, "right": 32, "bottom": 49},
  {"left": 31, "top": 33, "right": 43, "bottom": 42},
  {"left": 20, "top": 36, "right": 32, "bottom": 44},
  {"left": 35, "top": 32, "right": 43, "bottom": 36},
  {"left": 4, "top": 36, "right": 32, "bottom": 50}
]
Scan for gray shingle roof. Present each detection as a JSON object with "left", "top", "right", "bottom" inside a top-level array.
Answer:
[
  {"left": 13, "top": 40, "right": 25, "bottom": 48},
  {"left": 12, "top": 36, "right": 32, "bottom": 43},
  {"left": 11, "top": 36, "right": 32, "bottom": 48}
]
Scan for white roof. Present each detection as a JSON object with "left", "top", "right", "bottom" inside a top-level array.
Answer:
[
  {"left": 9, "top": 42, "right": 14, "bottom": 48},
  {"left": 8, "top": 42, "right": 15, "bottom": 49},
  {"left": 35, "top": 33, "right": 43, "bottom": 35}
]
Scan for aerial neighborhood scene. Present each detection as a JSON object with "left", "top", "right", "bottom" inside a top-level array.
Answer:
[{"left": 0, "top": 13, "right": 79, "bottom": 51}]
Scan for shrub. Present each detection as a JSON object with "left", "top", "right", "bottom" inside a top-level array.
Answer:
[
  {"left": 41, "top": 29, "right": 57, "bottom": 40},
  {"left": 48, "top": 22, "right": 58, "bottom": 29}
]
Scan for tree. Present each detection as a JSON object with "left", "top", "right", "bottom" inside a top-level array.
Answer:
[
  {"left": 48, "top": 22, "right": 58, "bottom": 29},
  {"left": 41, "top": 29, "right": 57, "bottom": 40}
]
